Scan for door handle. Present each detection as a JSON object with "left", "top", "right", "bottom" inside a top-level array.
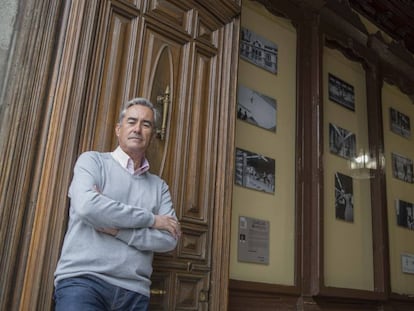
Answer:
[
  {"left": 156, "top": 85, "right": 170, "bottom": 140},
  {"left": 150, "top": 288, "right": 167, "bottom": 295}
]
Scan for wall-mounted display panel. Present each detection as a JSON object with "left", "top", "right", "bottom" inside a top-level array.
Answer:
[
  {"left": 323, "top": 47, "right": 374, "bottom": 291},
  {"left": 382, "top": 82, "right": 414, "bottom": 296},
  {"left": 230, "top": 0, "right": 297, "bottom": 286}
]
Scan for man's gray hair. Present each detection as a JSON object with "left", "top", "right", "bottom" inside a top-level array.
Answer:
[{"left": 118, "top": 97, "right": 158, "bottom": 125}]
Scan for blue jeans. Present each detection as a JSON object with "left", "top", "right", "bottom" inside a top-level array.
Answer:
[{"left": 54, "top": 275, "right": 149, "bottom": 311}]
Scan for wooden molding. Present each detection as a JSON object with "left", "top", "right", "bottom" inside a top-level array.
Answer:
[
  {"left": 0, "top": 0, "right": 66, "bottom": 309},
  {"left": 209, "top": 19, "right": 240, "bottom": 311},
  {"left": 19, "top": 1, "right": 104, "bottom": 309}
]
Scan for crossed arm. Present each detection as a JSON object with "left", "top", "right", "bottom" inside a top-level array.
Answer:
[
  {"left": 69, "top": 152, "right": 181, "bottom": 252},
  {"left": 97, "top": 203, "right": 181, "bottom": 240}
]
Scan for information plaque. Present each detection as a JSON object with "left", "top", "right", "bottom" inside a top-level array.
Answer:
[
  {"left": 402, "top": 253, "right": 414, "bottom": 274},
  {"left": 238, "top": 216, "right": 269, "bottom": 264}
]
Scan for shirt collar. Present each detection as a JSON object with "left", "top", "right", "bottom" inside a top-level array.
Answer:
[{"left": 111, "top": 146, "right": 150, "bottom": 175}]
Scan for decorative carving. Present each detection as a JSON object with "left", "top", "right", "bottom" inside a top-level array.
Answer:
[
  {"left": 349, "top": 0, "right": 414, "bottom": 55},
  {"left": 325, "top": 0, "right": 368, "bottom": 35},
  {"left": 176, "top": 274, "right": 208, "bottom": 309},
  {"left": 179, "top": 227, "right": 207, "bottom": 260},
  {"left": 147, "top": 0, "right": 192, "bottom": 34},
  {"left": 389, "top": 40, "right": 414, "bottom": 67},
  {"left": 196, "top": 19, "right": 217, "bottom": 47},
  {"left": 369, "top": 31, "right": 414, "bottom": 97}
]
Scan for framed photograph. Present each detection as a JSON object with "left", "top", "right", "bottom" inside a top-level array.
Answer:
[
  {"left": 235, "top": 147, "right": 275, "bottom": 194},
  {"left": 335, "top": 172, "right": 354, "bottom": 222},
  {"left": 396, "top": 199, "right": 414, "bottom": 230},
  {"left": 390, "top": 107, "right": 411, "bottom": 138},
  {"left": 328, "top": 73, "right": 355, "bottom": 111},
  {"left": 401, "top": 253, "right": 414, "bottom": 274},
  {"left": 240, "top": 27, "right": 278, "bottom": 74},
  {"left": 238, "top": 216, "right": 269, "bottom": 264},
  {"left": 392, "top": 152, "right": 414, "bottom": 183},
  {"left": 329, "top": 123, "right": 356, "bottom": 160},
  {"left": 237, "top": 84, "right": 277, "bottom": 132}
]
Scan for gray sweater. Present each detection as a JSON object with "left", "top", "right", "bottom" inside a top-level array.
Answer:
[{"left": 54, "top": 151, "right": 178, "bottom": 297}]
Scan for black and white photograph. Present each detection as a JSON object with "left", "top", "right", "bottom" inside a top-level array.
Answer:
[
  {"left": 235, "top": 147, "right": 275, "bottom": 194},
  {"left": 392, "top": 152, "right": 414, "bottom": 183},
  {"left": 240, "top": 27, "right": 278, "bottom": 74},
  {"left": 328, "top": 73, "right": 355, "bottom": 111},
  {"left": 390, "top": 107, "right": 411, "bottom": 138},
  {"left": 237, "top": 84, "right": 277, "bottom": 132},
  {"left": 396, "top": 199, "right": 414, "bottom": 230},
  {"left": 335, "top": 172, "right": 354, "bottom": 222},
  {"left": 329, "top": 123, "right": 356, "bottom": 160}
]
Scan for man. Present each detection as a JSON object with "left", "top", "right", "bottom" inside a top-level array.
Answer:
[{"left": 54, "top": 98, "right": 181, "bottom": 310}]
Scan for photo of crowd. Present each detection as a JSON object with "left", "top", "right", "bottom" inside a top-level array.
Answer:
[{"left": 235, "top": 147, "right": 275, "bottom": 194}]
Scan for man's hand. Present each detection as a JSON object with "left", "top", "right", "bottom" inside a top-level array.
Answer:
[{"left": 152, "top": 215, "right": 181, "bottom": 239}]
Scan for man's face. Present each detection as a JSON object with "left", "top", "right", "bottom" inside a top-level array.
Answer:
[{"left": 116, "top": 104, "right": 155, "bottom": 158}]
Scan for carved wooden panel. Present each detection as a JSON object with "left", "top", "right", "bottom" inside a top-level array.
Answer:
[
  {"left": 150, "top": 271, "right": 209, "bottom": 310},
  {"left": 147, "top": 47, "right": 173, "bottom": 175},
  {"left": 137, "top": 22, "right": 189, "bottom": 199},
  {"left": 178, "top": 226, "right": 208, "bottom": 260},
  {"left": 182, "top": 46, "right": 218, "bottom": 225},
  {"left": 89, "top": 4, "right": 138, "bottom": 151},
  {"left": 176, "top": 273, "right": 209, "bottom": 310},
  {"left": 138, "top": 14, "right": 216, "bottom": 308},
  {"left": 196, "top": 18, "right": 218, "bottom": 48},
  {"left": 147, "top": 0, "right": 193, "bottom": 34}
]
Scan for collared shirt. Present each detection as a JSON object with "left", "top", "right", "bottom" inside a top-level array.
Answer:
[{"left": 111, "top": 146, "right": 150, "bottom": 175}]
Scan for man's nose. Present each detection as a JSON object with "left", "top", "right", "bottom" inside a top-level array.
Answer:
[{"left": 133, "top": 122, "right": 142, "bottom": 132}]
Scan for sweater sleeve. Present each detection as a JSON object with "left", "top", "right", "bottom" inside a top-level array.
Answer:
[
  {"left": 115, "top": 180, "right": 179, "bottom": 252},
  {"left": 116, "top": 228, "right": 178, "bottom": 252},
  {"left": 68, "top": 152, "right": 155, "bottom": 229}
]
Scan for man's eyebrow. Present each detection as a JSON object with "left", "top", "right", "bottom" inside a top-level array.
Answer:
[
  {"left": 142, "top": 119, "right": 153, "bottom": 124},
  {"left": 126, "top": 117, "right": 153, "bottom": 125}
]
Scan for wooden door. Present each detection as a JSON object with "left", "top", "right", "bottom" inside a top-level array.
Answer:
[
  {"left": 76, "top": 0, "right": 241, "bottom": 309},
  {"left": 0, "top": 0, "right": 239, "bottom": 310}
]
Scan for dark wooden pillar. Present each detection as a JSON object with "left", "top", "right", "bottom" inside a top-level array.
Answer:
[
  {"left": 296, "top": 9, "right": 324, "bottom": 300},
  {"left": 366, "top": 58, "right": 390, "bottom": 296}
]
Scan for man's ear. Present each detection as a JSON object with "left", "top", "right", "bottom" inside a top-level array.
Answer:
[{"left": 115, "top": 123, "right": 120, "bottom": 136}]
